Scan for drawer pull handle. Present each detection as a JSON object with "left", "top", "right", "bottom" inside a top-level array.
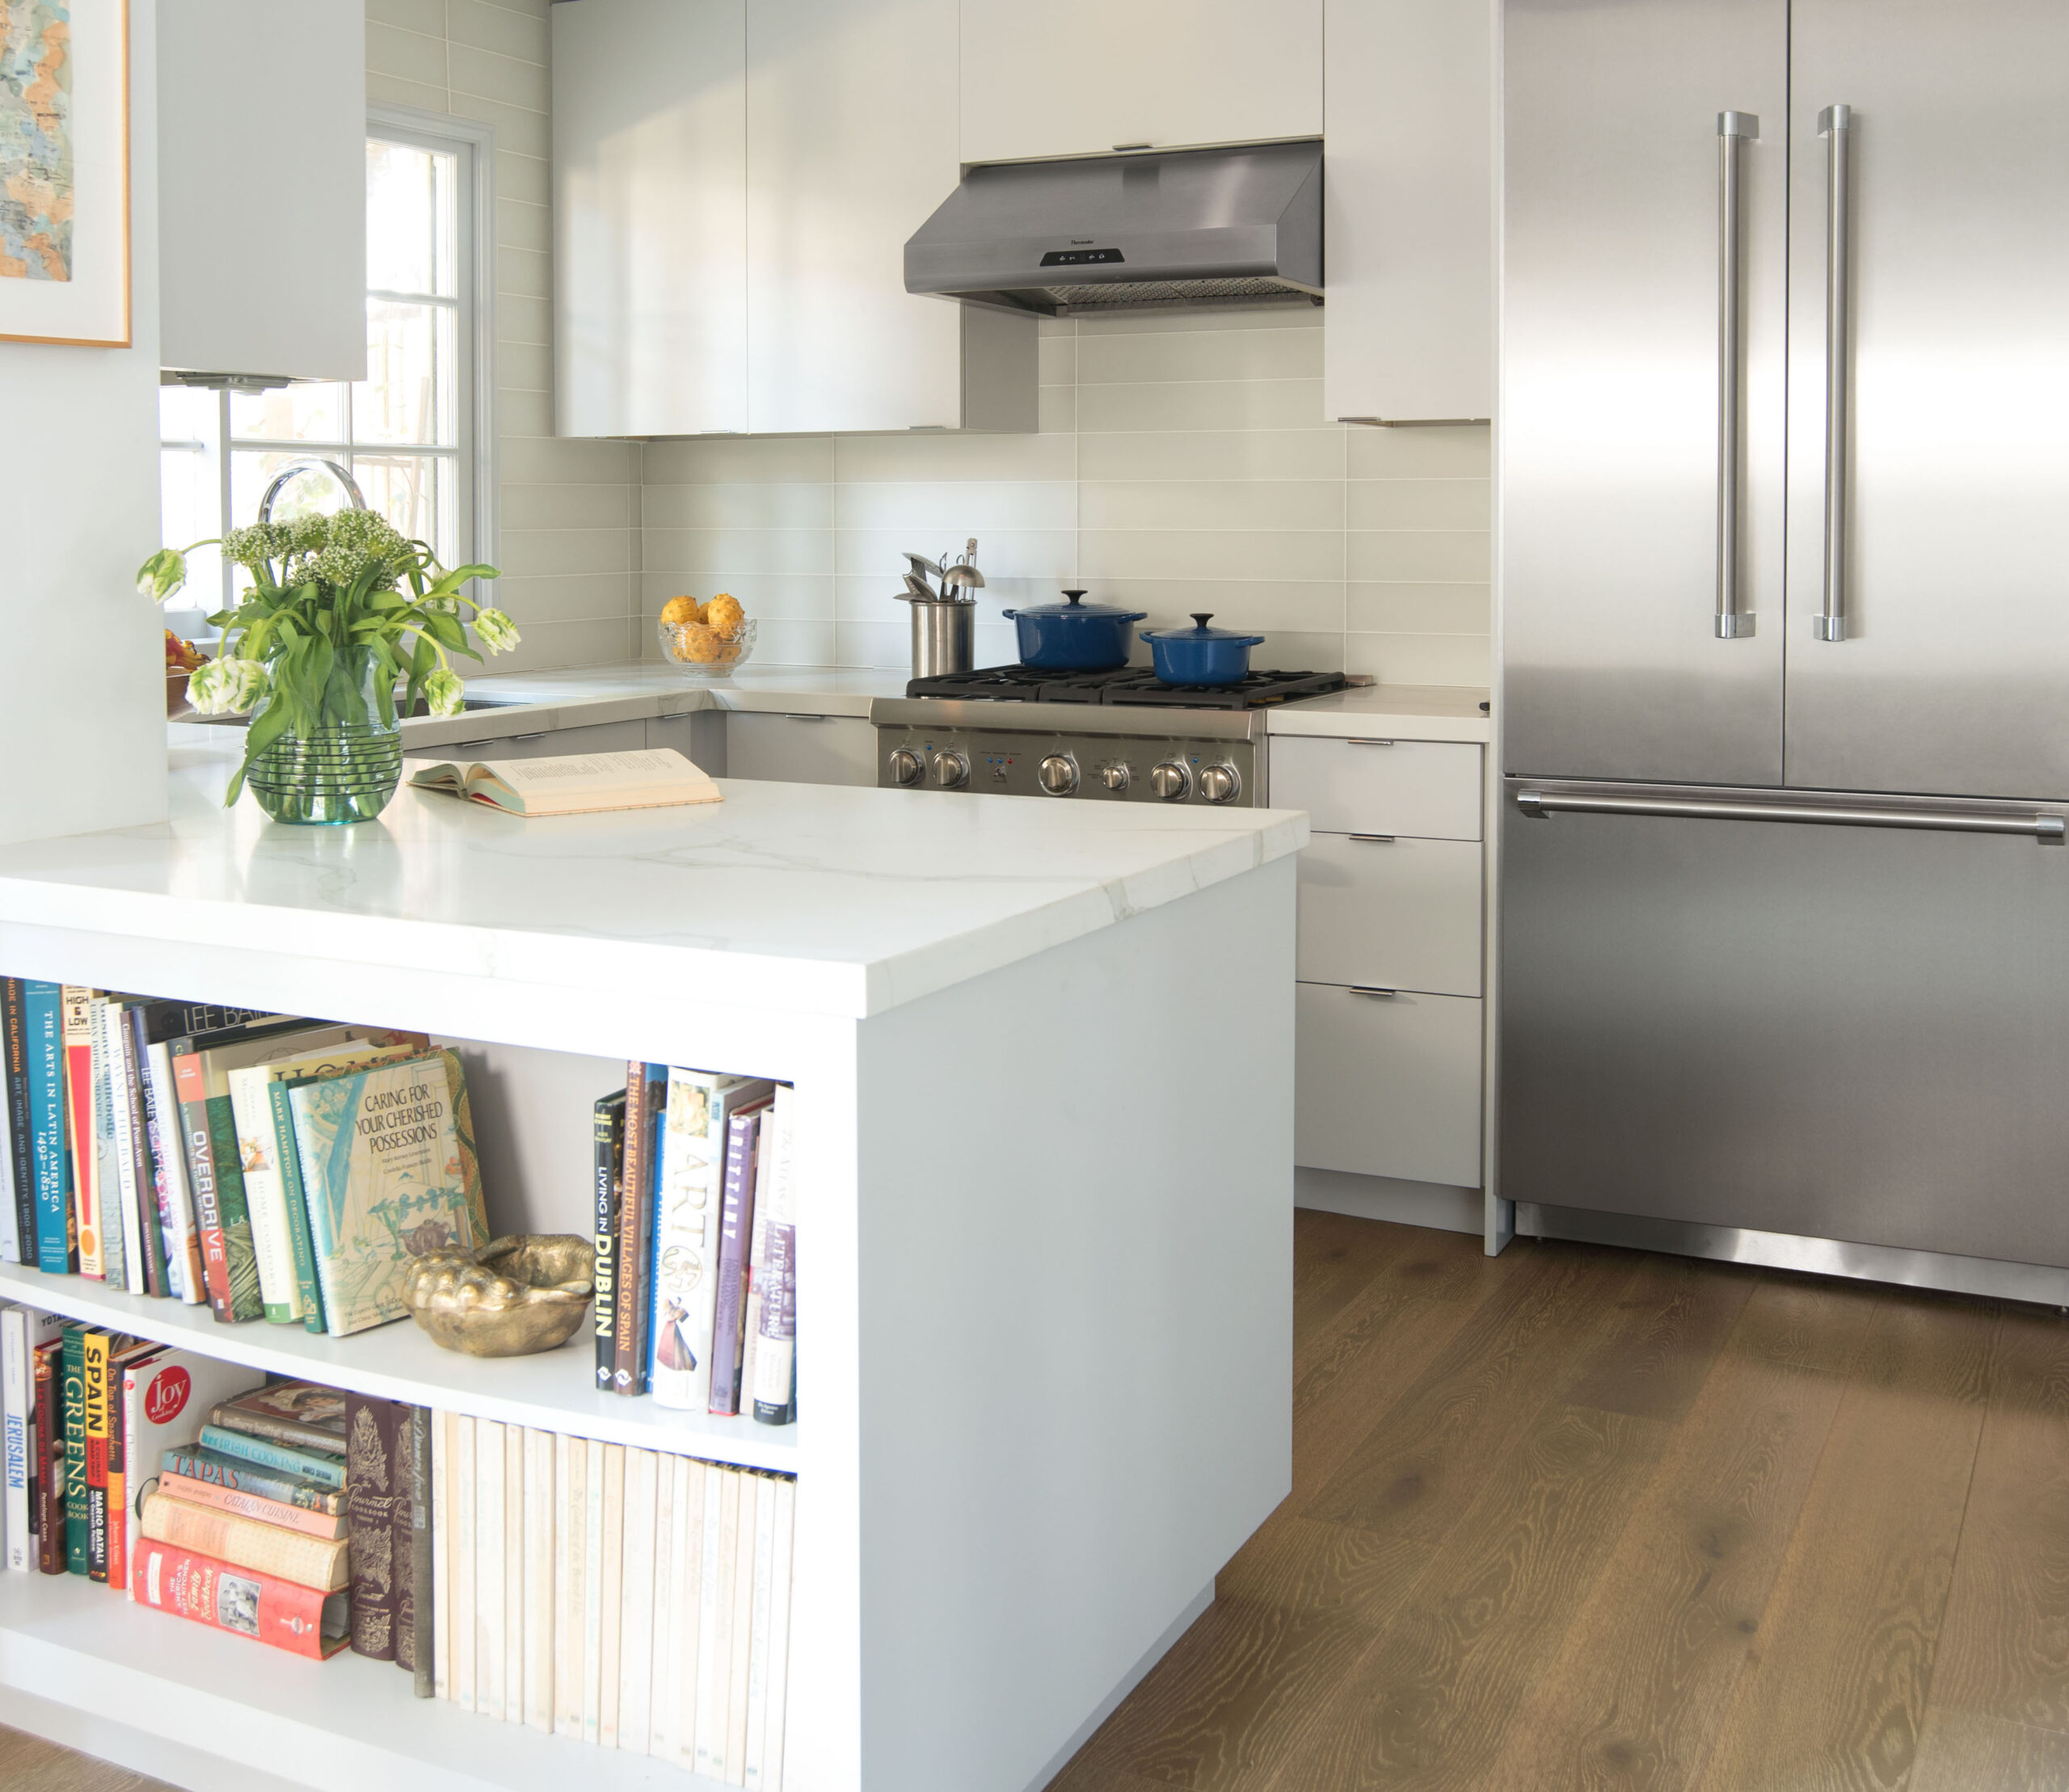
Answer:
[
  {"left": 1351, "top": 985, "right": 1400, "bottom": 998},
  {"left": 1347, "top": 833, "right": 1397, "bottom": 844},
  {"left": 783, "top": 713, "right": 832, "bottom": 722},
  {"left": 1347, "top": 738, "right": 1396, "bottom": 747}
]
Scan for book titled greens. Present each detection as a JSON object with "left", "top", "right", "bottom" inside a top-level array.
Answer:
[{"left": 288, "top": 1052, "right": 487, "bottom": 1338}]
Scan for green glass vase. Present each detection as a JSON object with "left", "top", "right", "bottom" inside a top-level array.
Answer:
[{"left": 245, "top": 652, "right": 403, "bottom": 825}]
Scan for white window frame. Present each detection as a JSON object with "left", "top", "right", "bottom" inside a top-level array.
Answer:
[{"left": 158, "top": 108, "right": 497, "bottom": 623}]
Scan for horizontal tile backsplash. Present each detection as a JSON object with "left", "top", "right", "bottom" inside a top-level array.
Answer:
[{"left": 640, "top": 306, "right": 1490, "bottom": 682}]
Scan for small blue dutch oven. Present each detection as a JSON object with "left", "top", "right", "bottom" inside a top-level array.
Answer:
[
  {"left": 1141, "top": 613, "right": 1267, "bottom": 687},
  {"left": 1000, "top": 590, "right": 1148, "bottom": 671}
]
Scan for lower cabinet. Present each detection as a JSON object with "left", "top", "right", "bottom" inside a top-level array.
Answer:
[
  {"left": 725, "top": 712, "right": 876, "bottom": 786},
  {"left": 1294, "top": 983, "right": 1483, "bottom": 1189},
  {"left": 407, "top": 718, "right": 652, "bottom": 761}
]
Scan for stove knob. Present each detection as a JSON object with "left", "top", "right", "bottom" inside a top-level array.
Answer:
[
  {"left": 1150, "top": 761, "right": 1191, "bottom": 801},
  {"left": 1199, "top": 764, "right": 1241, "bottom": 804},
  {"left": 931, "top": 750, "right": 970, "bottom": 789},
  {"left": 1100, "top": 761, "right": 1132, "bottom": 794},
  {"left": 1039, "top": 753, "right": 1079, "bottom": 795},
  {"left": 888, "top": 748, "right": 924, "bottom": 786}
]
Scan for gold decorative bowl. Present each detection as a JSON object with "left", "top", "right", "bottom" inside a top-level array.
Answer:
[{"left": 402, "top": 1234, "right": 595, "bottom": 1358}]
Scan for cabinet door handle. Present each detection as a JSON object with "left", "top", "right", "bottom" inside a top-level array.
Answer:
[
  {"left": 1516, "top": 786, "right": 2067, "bottom": 843},
  {"left": 782, "top": 713, "right": 832, "bottom": 723},
  {"left": 1715, "top": 110, "right": 1759, "bottom": 639},
  {"left": 1350, "top": 985, "right": 1401, "bottom": 998},
  {"left": 1346, "top": 738, "right": 1396, "bottom": 748},
  {"left": 1347, "top": 833, "right": 1397, "bottom": 844},
  {"left": 1817, "top": 103, "right": 1854, "bottom": 643}
]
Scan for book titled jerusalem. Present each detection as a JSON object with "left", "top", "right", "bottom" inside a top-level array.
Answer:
[{"left": 289, "top": 1056, "right": 484, "bottom": 1338}]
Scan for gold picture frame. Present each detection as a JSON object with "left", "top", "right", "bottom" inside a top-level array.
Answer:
[{"left": 0, "top": 0, "right": 131, "bottom": 348}]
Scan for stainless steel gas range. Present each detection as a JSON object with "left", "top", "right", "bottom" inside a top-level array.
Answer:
[{"left": 868, "top": 665, "right": 1356, "bottom": 807}]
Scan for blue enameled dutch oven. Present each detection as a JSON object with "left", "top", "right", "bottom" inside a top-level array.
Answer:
[
  {"left": 999, "top": 589, "right": 1148, "bottom": 671},
  {"left": 1141, "top": 613, "right": 1268, "bottom": 687}
]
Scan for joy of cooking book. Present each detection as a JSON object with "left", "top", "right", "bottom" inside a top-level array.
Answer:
[{"left": 287, "top": 1053, "right": 488, "bottom": 1336}]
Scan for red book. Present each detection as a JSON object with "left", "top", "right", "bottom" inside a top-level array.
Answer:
[
  {"left": 32, "top": 1339, "right": 62, "bottom": 1575},
  {"left": 135, "top": 1541, "right": 350, "bottom": 1659}
]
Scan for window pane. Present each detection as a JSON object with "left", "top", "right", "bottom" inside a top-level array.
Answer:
[
  {"left": 366, "top": 138, "right": 455, "bottom": 298},
  {"left": 230, "top": 382, "right": 348, "bottom": 444},
  {"left": 356, "top": 301, "right": 454, "bottom": 446},
  {"left": 157, "top": 388, "right": 222, "bottom": 620},
  {"left": 353, "top": 453, "right": 457, "bottom": 562},
  {"left": 230, "top": 449, "right": 361, "bottom": 529}
]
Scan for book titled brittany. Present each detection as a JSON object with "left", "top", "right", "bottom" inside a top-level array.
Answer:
[{"left": 288, "top": 1053, "right": 488, "bottom": 1337}]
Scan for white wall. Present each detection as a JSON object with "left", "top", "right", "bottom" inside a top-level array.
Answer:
[
  {"left": 0, "top": 0, "right": 167, "bottom": 848},
  {"left": 643, "top": 308, "right": 1494, "bottom": 685},
  {"left": 365, "top": 0, "right": 644, "bottom": 673}
]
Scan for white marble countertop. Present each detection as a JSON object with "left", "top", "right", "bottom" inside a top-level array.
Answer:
[
  {"left": 0, "top": 736, "right": 1306, "bottom": 1021},
  {"left": 175, "top": 664, "right": 1491, "bottom": 753}
]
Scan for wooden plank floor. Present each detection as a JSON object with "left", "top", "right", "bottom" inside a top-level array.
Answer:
[
  {"left": 1055, "top": 1213, "right": 2069, "bottom": 1792},
  {"left": 11, "top": 1213, "right": 2067, "bottom": 1792}
]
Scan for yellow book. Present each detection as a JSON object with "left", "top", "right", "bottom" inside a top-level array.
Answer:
[
  {"left": 407, "top": 747, "right": 722, "bottom": 818},
  {"left": 140, "top": 1488, "right": 351, "bottom": 1591}
]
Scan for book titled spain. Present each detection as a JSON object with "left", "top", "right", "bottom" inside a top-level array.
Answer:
[
  {"left": 289, "top": 1055, "right": 482, "bottom": 1338},
  {"left": 136, "top": 1540, "right": 351, "bottom": 1659}
]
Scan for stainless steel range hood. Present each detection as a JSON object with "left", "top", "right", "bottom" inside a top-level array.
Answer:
[{"left": 905, "top": 141, "right": 1322, "bottom": 318}]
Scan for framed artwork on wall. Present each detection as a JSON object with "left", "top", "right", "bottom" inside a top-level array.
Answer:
[{"left": 0, "top": 0, "right": 129, "bottom": 346}]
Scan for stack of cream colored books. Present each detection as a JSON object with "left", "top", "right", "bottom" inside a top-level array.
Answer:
[{"left": 408, "top": 748, "right": 722, "bottom": 817}]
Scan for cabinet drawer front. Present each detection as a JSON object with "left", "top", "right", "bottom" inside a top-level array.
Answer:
[
  {"left": 1295, "top": 984, "right": 1482, "bottom": 1187},
  {"left": 1269, "top": 737, "right": 1481, "bottom": 839},
  {"left": 1296, "top": 835, "right": 1482, "bottom": 996},
  {"left": 404, "top": 719, "right": 651, "bottom": 762},
  {"left": 727, "top": 712, "right": 877, "bottom": 786}
]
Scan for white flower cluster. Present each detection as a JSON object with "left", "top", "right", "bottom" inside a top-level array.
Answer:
[
  {"left": 188, "top": 657, "right": 270, "bottom": 715},
  {"left": 223, "top": 510, "right": 413, "bottom": 592}
]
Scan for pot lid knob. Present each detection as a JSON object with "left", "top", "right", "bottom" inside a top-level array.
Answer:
[
  {"left": 1063, "top": 589, "right": 1088, "bottom": 606},
  {"left": 1191, "top": 613, "right": 1213, "bottom": 630}
]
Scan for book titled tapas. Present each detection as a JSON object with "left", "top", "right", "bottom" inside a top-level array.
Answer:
[
  {"left": 137, "top": 1540, "right": 350, "bottom": 1659},
  {"left": 288, "top": 1055, "right": 484, "bottom": 1337},
  {"left": 408, "top": 746, "right": 723, "bottom": 818}
]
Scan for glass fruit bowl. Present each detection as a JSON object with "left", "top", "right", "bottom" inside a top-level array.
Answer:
[{"left": 658, "top": 615, "right": 756, "bottom": 679}]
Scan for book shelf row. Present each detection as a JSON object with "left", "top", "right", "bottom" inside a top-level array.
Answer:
[{"left": 2, "top": 1305, "right": 798, "bottom": 1788}]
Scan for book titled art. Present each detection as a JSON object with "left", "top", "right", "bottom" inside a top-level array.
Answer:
[{"left": 289, "top": 1055, "right": 486, "bottom": 1338}]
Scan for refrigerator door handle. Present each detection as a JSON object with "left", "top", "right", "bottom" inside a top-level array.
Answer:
[
  {"left": 1817, "top": 103, "right": 1855, "bottom": 643},
  {"left": 1715, "top": 112, "right": 1759, "bottom": 639},
  {"left": 1515, "top": 787, "right": 2066, "bottom": 843}
]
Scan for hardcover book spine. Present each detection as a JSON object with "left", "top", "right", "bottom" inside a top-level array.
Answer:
[
  {"left": 142, "top": 1039, "right": 199, "bottom": 1303},
  {"left": 597, "top": 1443, "right": 625, "bottom": 1749},
  {"left": 60, "top": 1327, "right": 86, "bottom": 1574},
  {"left": 740, "top": 1111, "right": 774, "bottom": 1421},
  {"left": 648, "top": 1070, "right": 723, "bottom": 1416},
  {"left": 32, "top": 1339, "right": 61, "bottom": 1572},
  {"left": 267, "top": 1082, "right": 329, "bottom": 1334},
  {"left": 504, "top": 1425, "right": 524, "bottom": 1721},
  {"left": 345, "top": 1392, "right": 406, "bottom": 1661},
  {"left": 725, "top": 1473, "right": 757, "bottom": 1780},
  {"left": 474, "top": 1417, "right": 506, "bottom": 1722},
  {"left": 650, "top": 1455, "right": 679, "bottom": 1760},
  {"left": 141, "top": 1490, "right": 349, "bottom": 1590},
  {"left": 670, "top": 1457, "right": 706, "bottom": 1773},
  {"left": 523, "top": 1425, "right": 554, "bottom": 1730},
  {"left": 744, "top": 1472, "right": 777, "bottom": 1789},
  {"left": 709, "top": 1113, "right": 761, "bottom": 1417},
  {"left": 171, "top": 1045, "right": 233, "bottom": 1321},
  {"left": 82, "top": 1330, "right": 110, "bottom": 1581},
  {"left": 225, "top": 1066, "right": 299, "bottom": 1324},
  {"left": 208, "top": 1398, "right": 347, "bottom": 1457},
  {"left": 752, "top": 1090, "right": 797, "bottom": 1426},
  {"left": 581, "top": 1437, "right": 605, "bottom": 1744},
  {"left": 204, "top": 1090, "right": 265, "bottom": 1322},
  {"left": 554, "top": 1431, "right": 584, "bottom": 1737},
  {"left": 116, "top": 1010, "right": 163, "bottom": 1297},
  {"left": 761, "top": 1477, "right": 795, "bottom": 1792},
  {"left": 91, "top": 1001, "right": 129, "bottom": 1293},
  {"left": 61, "top": 988, "right": 99, "bottom": 1278},
  {"left": 432, "top": 1410, "right": 453, "bottom": 1703},
  {"left": 613, "top": 1069, "right": 653, "bottom": 1396},
  {"left": 617, "top": 1445, "right": 657, "bottom": 1752},
  {"left": 27, "top": 984, "right": 72, "bottom": 1274},
  {"left": 197, "top": 1423, "right": 348, "bottom": 1488},
  {"left": 451, "top": 1413, "right": 477, "bottom": 1713},
  {"left": 135, "top": 1541, "right": 343, "bottom": 1659},
  {"left": 157, "top": 1471, "right": 346, "bottom": 1538},
  {"left": 160, "top": 1448, "right": 347, "bottom": 1513},
  {"left": 106, "top": 1344, "right": 146, "bottom": 1592},
  {"left": 2, "top": 981, "right": 35, "bottom": 1263},
  {"left": 593, "top": 1093, "right": 625, "bottom": 1394},
  {"left": 1, "top": 1308, "right": 27, "bottom": 1571},
  {"left": 406, "top": 1404, "right": 433, "bottom": 1696}
]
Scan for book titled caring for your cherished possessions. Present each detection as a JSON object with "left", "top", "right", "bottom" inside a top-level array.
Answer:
[{"left": 407, "top": 748, "right": 722, "bottom": 818}]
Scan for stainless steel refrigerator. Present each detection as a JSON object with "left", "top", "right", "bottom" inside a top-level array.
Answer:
[{"left": 1498, "top": 0, "right": 2069, "bottom": 1298}]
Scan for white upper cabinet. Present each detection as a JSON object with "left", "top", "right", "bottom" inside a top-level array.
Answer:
[
  {"left": 552, "top": 0, "right": 1033, "bottom": 436},
  {"left": 553, "top": 0, "right": 748, "bottom": 437},
  {"left": 959, "top": 0, "right": 1323, "bottom": 165},
  {"left": 1321, "top": 0, "right": 1494, "bottom": 424},
  {"left": 158, "top": 0, "right": 365, "bottom": 382}
]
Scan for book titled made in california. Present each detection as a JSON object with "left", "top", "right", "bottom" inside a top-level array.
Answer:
[{"left": 287, "top": 1053, "right": 488, "bottom": 1337}]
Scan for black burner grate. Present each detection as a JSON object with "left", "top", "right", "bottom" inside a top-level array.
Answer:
[{"left": 906, "top": 665, "right": 1351, "bottom": 710}]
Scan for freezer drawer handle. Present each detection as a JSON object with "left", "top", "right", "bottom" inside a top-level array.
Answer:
[
  {"left": 1817, "top": 104, "right": 1854, "bottom": 643},
  {"left": 1346, "top": 738, "right": 1397, "bottom": 747},
  {"left": 1715, "top": 111, "right": 1759, "bottom": 639},
  {"left": 1350, "top": 986, "right": 1401, "bottom": 998},
  {"left": 1348, "top": 833, "right": 1397, "bottom": 844},
  {"left": 1515, "top": 788, "right": 2065, "bottom": 844}
]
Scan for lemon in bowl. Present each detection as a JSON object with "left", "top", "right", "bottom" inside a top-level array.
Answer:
[{"left": 658, "top": 592, "right": 756, "bottom": 678}]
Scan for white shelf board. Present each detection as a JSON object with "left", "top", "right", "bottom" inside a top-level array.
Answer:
[
  {"left": 0, "top": 1264, "right": 799, "bottom": 1473},
  {"left": 0, "top": 1568, "right": 717, "bottom": 1792}
]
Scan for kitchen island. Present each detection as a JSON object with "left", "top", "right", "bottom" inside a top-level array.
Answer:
[{"left": 0, "top": 737, "right": 1305, "bottom": 1792}]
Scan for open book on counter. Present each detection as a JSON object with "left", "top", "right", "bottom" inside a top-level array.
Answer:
[{"left": 407, "top": 748, "right": 722, "bottom": 818}]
